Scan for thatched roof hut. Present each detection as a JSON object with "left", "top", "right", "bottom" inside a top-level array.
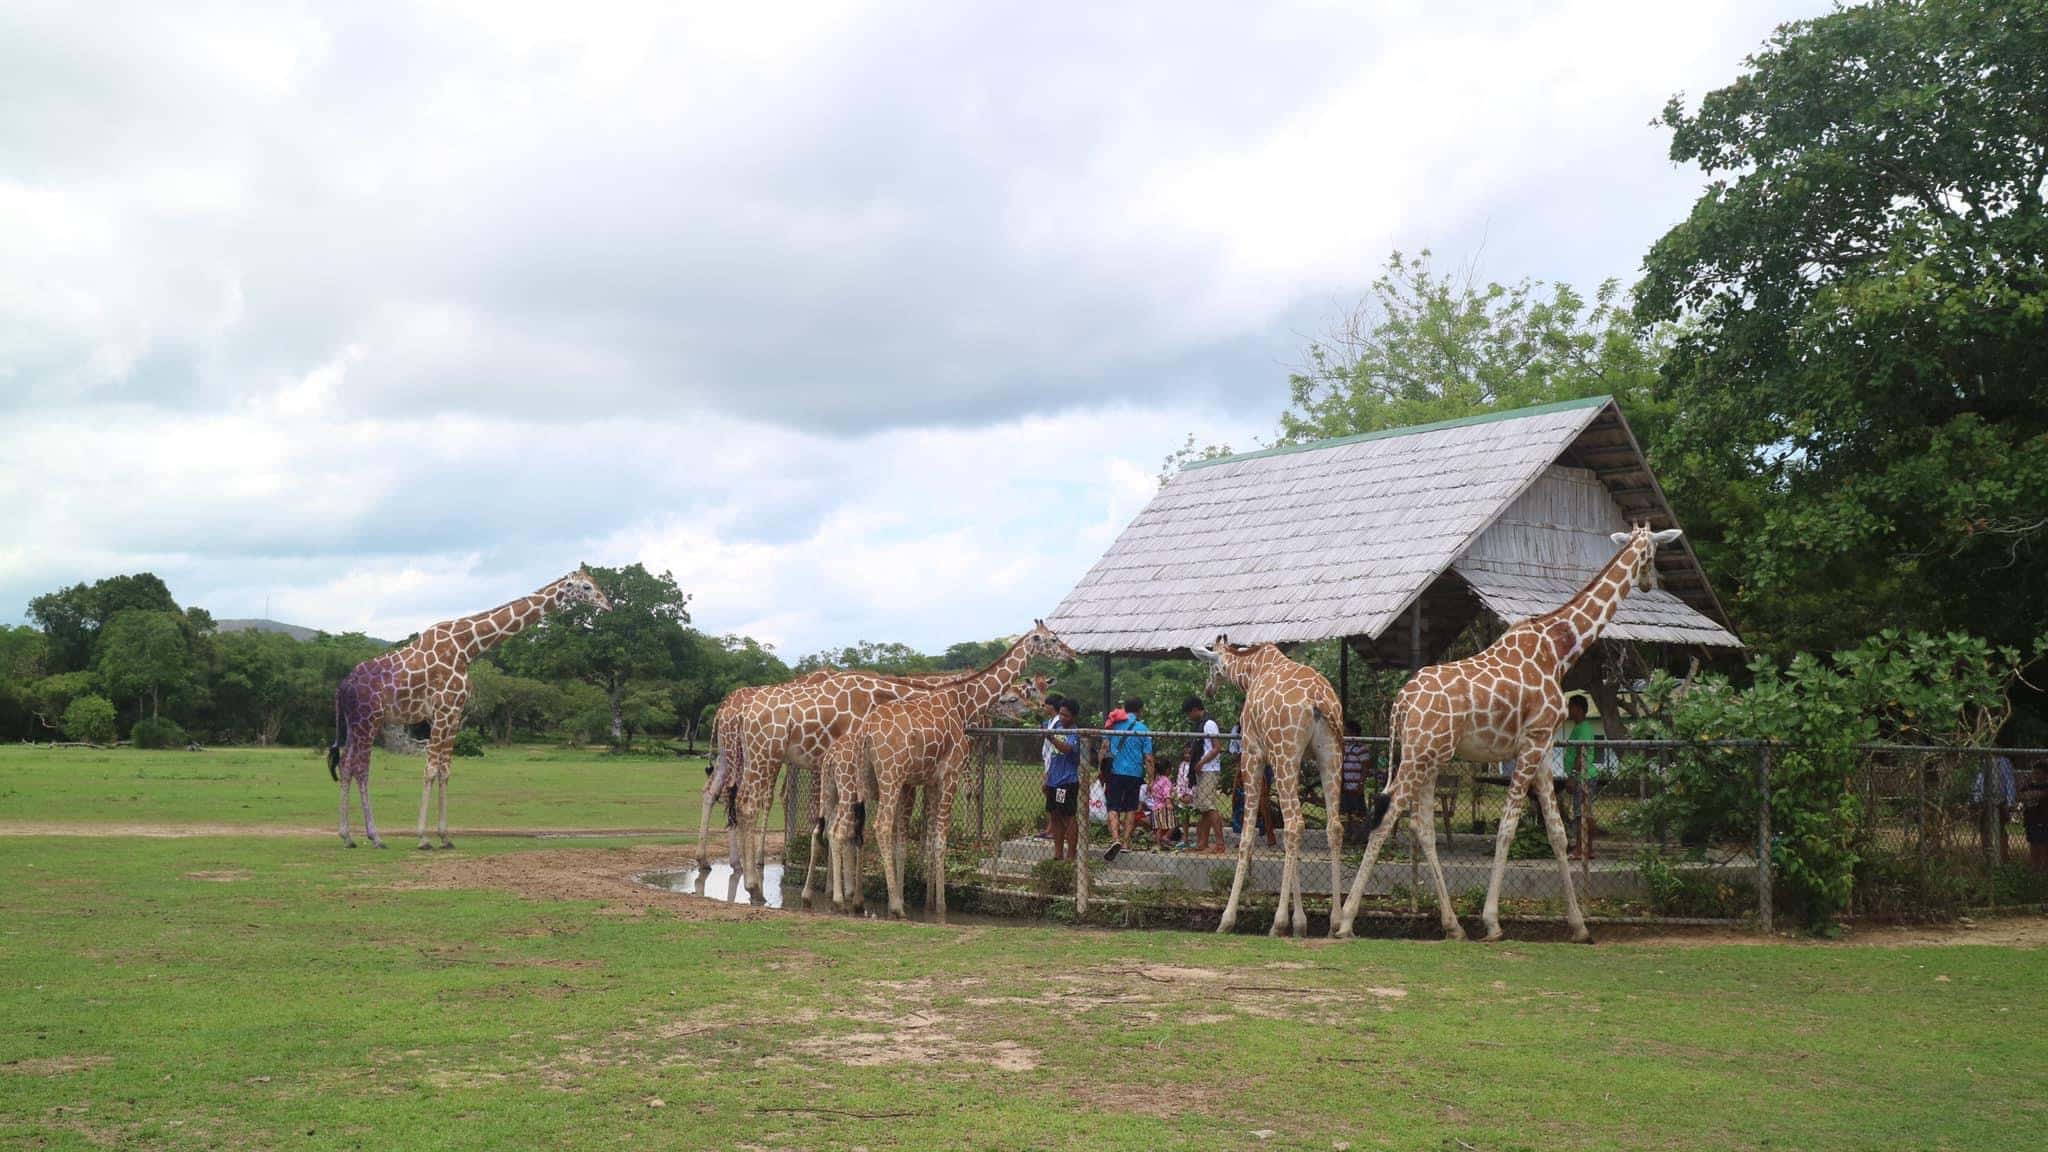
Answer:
[{"left": 1047, "top": 396, "right": 1739, "bottom": 668}]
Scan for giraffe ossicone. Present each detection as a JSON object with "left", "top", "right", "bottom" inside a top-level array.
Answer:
[
  {"left": 1334, "top": 524, "right": 1684, "bottom": 943},
  {"left": 327, "top": 568, "right": 612, "bottom": 849}
]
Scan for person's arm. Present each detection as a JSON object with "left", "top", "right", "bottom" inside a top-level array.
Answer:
[{"left": 1050, "top": 728, "right": 1076, "bottom": 755}]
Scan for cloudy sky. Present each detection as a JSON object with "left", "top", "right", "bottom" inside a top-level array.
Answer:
[{"left": 1, "top": 0, "right": 1828, "bottom": 657}]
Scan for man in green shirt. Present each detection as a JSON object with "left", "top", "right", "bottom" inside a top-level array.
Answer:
[{"left": 1561, "top": 695, "right": 1601, "bottom": 861}]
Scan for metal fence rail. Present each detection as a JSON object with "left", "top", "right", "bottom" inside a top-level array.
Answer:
[{"left": 778, "top": 732, "right": 2047, "bottom": 932}]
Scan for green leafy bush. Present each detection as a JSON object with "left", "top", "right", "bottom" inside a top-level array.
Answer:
[
  {"left": 452, "top": 728, "right": 486, "bottom": 758},
  {"left": 1029, "top": 857, "right": 1075, "bottom": 896},
  {"left": 62, "top": 694, "right": 117, "bottom": 744},
  {"left": 130, "top": 716, "right": 187, "bottom": 749}
]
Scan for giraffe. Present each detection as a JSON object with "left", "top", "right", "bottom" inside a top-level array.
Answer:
[
  {"left": 327, "top": 568, "right": 612, "bottom": 849},
  {"left": 697, "top": 671, "right": 837, "bottom": 877},
  {"left": 727, "top": 623, "right": 1073, "bottom": 901},
  {"left": 1334, "top": 524, "right": 1684, "bottom": 943},
  {"left": 802, "top": 668, "right": 1056, "bottom": 910},
  {"left": 1191, "top": 637, "right": 1345, "bottom": 937},
  {"left": 843, "top": 657, "right": 1065, "bottom": 920}
]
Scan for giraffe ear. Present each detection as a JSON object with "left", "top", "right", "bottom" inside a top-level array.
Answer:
[
  {"left": 1651, "top": 528, "right": 1684, "bottom": 545},
  {"left": 1609, "top": 532, "right": 1631, "bottom": 546}
]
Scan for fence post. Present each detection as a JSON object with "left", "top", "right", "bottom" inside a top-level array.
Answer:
[
  {"left": 1914, "top": 750, "right": 1928, "bottom": 905},
  {"left": 977, "top": 733, "right": 994, "bottom": 850},
  {"left": 1980, "top": 752, "right": 1999, "bottom": 911},
  {"left": 1756, "top": 743, "right": 1774, "bottom": 934},
  {"left": 1074, "top": 736, "right": 1092, "bottom": 917}
]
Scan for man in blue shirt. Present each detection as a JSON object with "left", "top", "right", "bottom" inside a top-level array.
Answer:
[
  {"left": 1104, "top": 697, "right": 1152, "bottom": 861},
  {"left": 1042, "top": 698, "right": 1081, "bottom": 862}
]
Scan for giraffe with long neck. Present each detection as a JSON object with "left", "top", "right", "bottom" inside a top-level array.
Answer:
[
  {"left": 845, "top": 631, "right": 1072, "bottom": 920},
  {"left": 1192, "top": 637, "right": 1345, "bottom": 937},
  {"left": 723, "top": 651, "right": 1014, "bottom": 900},
  {"left": 1335, "top": 525, "right": 1683, "bottom": 942},
  {"left": 809, "top": 673, "right": 1049, "bottom": 915},
  {"left": 327, "top": 568, "right": 612, "bottom": 849}
]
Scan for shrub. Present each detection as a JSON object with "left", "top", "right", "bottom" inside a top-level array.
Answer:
[
  {"left": 452, "top": 728, "right": 486, "bottom": 758},
  {"left": 130, "top": 716, "right": 187, "bottom": 749},
  {"left": 61, "top": 694, "right": 117, "bottom": 744},
  {"left": 1030, "top": 857, "right": 1075, "bottom": 896}
]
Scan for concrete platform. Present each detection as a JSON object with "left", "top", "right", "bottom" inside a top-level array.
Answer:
[{"left": 986, "top": 829, "right": 1751, "bottom": 904}]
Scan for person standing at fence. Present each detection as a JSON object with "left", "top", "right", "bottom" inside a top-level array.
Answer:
[
  {"left": 1039, "top": 694, "right": 1066, "bottom": 840},
  {"left": 1560, "top": 695, "right": 1601, "bottom": 861},
  {"left": 1103, "top": 698, "right": 1152, "bottom": 861},
  {"left": 1339, "top": 719, "right": 1371, "bottom": 846},
  {"left": 1041, "top": 697, "right": 1081, "bottom": 862},
  {"left": 1972, "top": 753, "right": 2018, "bottom": 862},
  {"left": 1185, "top": 697, "right": 1225, "bottom": 854},
  {"left": 2019, "top": 758, "right": 2048, "bottom": 874}
]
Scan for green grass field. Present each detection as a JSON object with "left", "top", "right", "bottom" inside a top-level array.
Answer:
[
  {"left": 3, "top": 748, "right": 2044, "bottom": 1150},
  {"left": 0, "top": 743, "right": 721, "bottom": 831}
]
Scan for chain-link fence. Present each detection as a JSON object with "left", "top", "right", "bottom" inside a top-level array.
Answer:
[{"left": 776, "top": 731, "right": 2048, "bottom": 932}]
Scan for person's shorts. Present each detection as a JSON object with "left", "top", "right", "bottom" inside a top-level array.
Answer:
[
  {"left": 1193, "top": 772, "right": 1220, "bottom": 812},
  {"left": 1105, "top": 774, "right": 1142, "bottom": 813},
  {"left": 1338, "top": 790, "right": 1366, "bottom": 816},
  {"left": 1044, "top": 783, "right": 1078, "bottom": 817},
  {"left": 2027, "top": 821, "right": 2048, "bottom": 846}
]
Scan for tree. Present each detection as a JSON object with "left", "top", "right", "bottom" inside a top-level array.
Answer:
[
  {"left": 96, "top": 610, "right": 190, "bottom": 721},
  {"left": 793, "top": 641, "right": 933, "bottom": 676},
  {"left": 61, "top": 694, "right": 117, "bottom": 744},
  {"left": 1280, "top": 250, "right": 1666, "bottom": 444},
  {"left": 505, "top": 564, "right": 692, "bottom": 743},
  {"left": 215, "top": 630, "right": 299, "bottom": 745},
  {"left": 0, "top": 626, "right": 48, "bottom": 739},
  {"left": 1636, "top": 0, "right": 2048, "bottom": 660},
  {"left": 27, "top": 573, "right": 179, "bottom": 673}
]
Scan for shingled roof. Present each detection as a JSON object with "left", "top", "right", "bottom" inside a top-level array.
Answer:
[{"left": 1046, "top": 396, "right": 1739, "bottom": 656}]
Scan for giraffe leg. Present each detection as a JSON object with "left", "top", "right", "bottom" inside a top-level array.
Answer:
[
  {"left": 358, "top": 771, "right": 384, "bottom": 848},
  {"left": 800, "top": 768, "right": 830, "bottom": 910},
  {"left": 1217, "top": 752, "right": 1263, "bottom": 934},
  {"left": 1335, "top": 746, "right": 1433, "bottom": 934},
  {"left": 1274, "top": 799, "right": 1306, "bottom": 938},
  {"left": 1308, "top": 719, "right": 1345, "bottom": 935},
  {"left": 1530, "top": 769, "right": 1592, "bottom": 943},
  {"left": 338, "top": 770, "right": 355, "bottom": 847},
  {"left": 423, "top": 715, "right": 456, "bottom": 849},
  {"left": 1413, "top": 805, "right": 1464, "bottom": 939},
  {"left": 415, "top": 758, "right": 437, "bottom": 850},
  {"left": 874, "top": 782, "right": 906, "bottom": 919},
  {"left": 436, "top": 766, "right": 452, "bottom": 849},
  {"left": 1480, "top": 769, "right": 1534, "bottom": 941}
]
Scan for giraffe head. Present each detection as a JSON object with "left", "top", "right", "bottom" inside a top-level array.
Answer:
[
  {"left": 551, "top": 567, "right": 614, "bottom": 612},
  {"left": 1019, "top": 619, "right": 1078, "bottom": 665},
  {"left": 1606, "top": 525, "right": 1685, "bottom": 591},
  {"left": 987, "top": 674, "right": 1051, "bottom": 721},
  {"left": 1190, "top": 633, "right": 1258, "bottom": 696}
]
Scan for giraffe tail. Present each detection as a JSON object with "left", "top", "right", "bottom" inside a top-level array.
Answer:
[{"left": 327, "top": 685, "right": 343, "bottom": 782}]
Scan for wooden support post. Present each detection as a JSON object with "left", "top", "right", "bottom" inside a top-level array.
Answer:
[
  {"left": 1408, "top": 602, "right": 1422, "bottom": 670},
  {"left": 1756, "top": 744, "right": 1774, "bottom": 934},
  {"left": 1100, "top": 653, "right": 1113, "bottom": 719},
  {"left": 1339, "top": 638, "right": 1350, "bottom": 715}
]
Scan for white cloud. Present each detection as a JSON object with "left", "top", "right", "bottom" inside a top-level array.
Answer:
[{"left": 0, "top": 0, "right": 1834, "bottom": 652}]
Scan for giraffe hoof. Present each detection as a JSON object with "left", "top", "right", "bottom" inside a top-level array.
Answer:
[
  {"left": 343, "top": 839, "right": 357, "bottom": 849},
  {"left": 1480, "top": 928, "right": 1503, "bottom": 943},
  {"left": 417, "top": 842, "right": 436, "bottom": 851},
  {"left": 373, "top": 840, "right": 387, "bottom": 850},
  {"left": 439, "top": 840, "right": 455, "bottom": 850}
]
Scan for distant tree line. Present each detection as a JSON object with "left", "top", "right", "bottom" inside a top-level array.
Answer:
[{"left": 0, "top": 567, "right": 1067, "bottom": 750}]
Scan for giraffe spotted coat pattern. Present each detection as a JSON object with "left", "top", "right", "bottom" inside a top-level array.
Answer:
[
  {"left": 327, "top": 568, "right": 612, "bottom": 849},
  {"left": 1335, "top": 524, "right": 1684, "bottom": 942},
  {"left": 1193, "top": 637, "right": 1345, "bottom": 937}
]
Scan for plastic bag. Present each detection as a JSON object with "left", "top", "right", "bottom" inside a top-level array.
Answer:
[{"left": 1087, "top": 780, "right": 1109, "bottom": 824}]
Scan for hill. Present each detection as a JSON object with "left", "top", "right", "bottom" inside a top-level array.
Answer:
[{"left": 214, "top": 618, "right": 391, "bottom": 646}]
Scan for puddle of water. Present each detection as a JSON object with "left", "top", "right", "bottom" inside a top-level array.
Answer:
[{"left": 641, "top": 861, "right": 784, "bottom": 908}]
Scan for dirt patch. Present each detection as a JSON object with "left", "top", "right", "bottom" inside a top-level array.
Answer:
[
  {"left": 183, "top": 870, "right": 248, "bottom": 882},
  {"left": 409, "top": 843, "right": 783, "bottom": 920},
  {"left": 3, "top": 1055, "right": 110, "bottom": 1075},
  {"left": 797, "top": 1014, "right": 1038, "bottom": 1072}
]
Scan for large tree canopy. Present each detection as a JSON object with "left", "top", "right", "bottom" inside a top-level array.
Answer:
[
  {"left": 1279, "top": 250, "right": 1666, "bottom": 443},
  {"left": 1637, "top": 0, "right": 2048, "bottom": 655}
]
